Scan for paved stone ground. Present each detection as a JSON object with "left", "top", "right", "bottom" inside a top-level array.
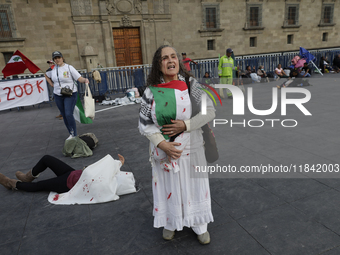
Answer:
[{"left": 0, "top": 73, "right": 340, "bottom": 255}]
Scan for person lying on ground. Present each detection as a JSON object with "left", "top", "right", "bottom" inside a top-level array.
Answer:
[{"left": 0, "top": 154, "right": 124, "bottom": 193}]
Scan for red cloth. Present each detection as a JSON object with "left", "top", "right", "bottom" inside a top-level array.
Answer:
[
  {"left": 153, "top": 80, "right": 187, "bottom": 91},
  {"left": 182, "top": 57, "right": 192, "bottom": 71},
  {"left": 2, "top": 50, "right": 40, "bottom": 78},
  {"left": 66, "top": 170, "right": 83, "bottom": 190}
]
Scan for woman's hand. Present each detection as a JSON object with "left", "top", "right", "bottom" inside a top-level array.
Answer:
[
  {"left": 158, "top": 141, "right": 183, "bottom": 160},
  {"left": 162, "top": 120, "right": 186, "bottom": 137},
  {"left": 78, "top": 77, "right": 89, "bottom": 84},
  {"left": 118, "top": 154, "right": 125, "bottom": 166}
]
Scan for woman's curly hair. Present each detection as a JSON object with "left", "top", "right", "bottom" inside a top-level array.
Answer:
[{"left": 146, "top": 45, "right": 193, "bottom": 86}]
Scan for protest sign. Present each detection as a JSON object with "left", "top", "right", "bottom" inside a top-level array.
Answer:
[{"left": 0, "top": 78, "right": 49, "bottom": 111}]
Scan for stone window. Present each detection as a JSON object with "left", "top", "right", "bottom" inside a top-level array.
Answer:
[
  {"left": 250, "top": 37, "right": 257, "bottom": 47},
  {"left": 283, "top": 4, "right": 299, "bottom": 27},
  {"left": 202, "top": 3, "right": 220, "bottom": 30},
  {"left": 287, "top": 34, "right": 294, "bottom": 44},
  {"left": 0, "top": 10, "right": 11, "bottom": 38},
  {"left": 206, "top": 8, "right": 216, "bottom": 28},
  {"left": 321, "top": 4, "right": 334, "bottom": 25},
  {"left": 2, "top": 52, "right": 13, "bottom": 63},
  {"left": 244, "top": 4, "right": 263, "bottom": 30},
  {"left": 0, "top": 5, "right": 17, "bottom": 39},
  {"left": 322, "top": 32, "right": 328, "bottom": 42},
  {"left": 207, "top": 40, "right": 214, "bottom": 50}
]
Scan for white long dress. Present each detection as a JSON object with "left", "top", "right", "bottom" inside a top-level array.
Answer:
[{"left": 139, "top": 78, "right": 214, "bottom": 232}]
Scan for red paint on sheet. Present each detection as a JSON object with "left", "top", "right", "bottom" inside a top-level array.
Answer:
[
  {"left": 165, "top": 164, "right": 168, "bottom": 168},
  {"left": 172, "top": 162, "right": 174, "bottom": 168},
  {"left": 167, "top": 193, "right": 172, "bottom": 199},
  {"left": 155, "top": 208, "right": 158, "bottom": 212},
  {"left": 205, "top": 191, "right": 209, "bottom": 199},
  {"left": 181, "top": 97, "right": 183, "bottom": 100},
  {"left": 155, "top": 148, "right": 159, "bottom": 156},
  {"left": 165, "top": 102, "right": 168, "bottom": 107},
  {"left": 92, "top": 179, "right": 94, "bottom": 182},
  {"left": 164, "top": 168, "right": 169, "bottom": 172},
  {"left": 90, "top": 198, "right": 94, "bottom": 201},
  {"left": 183, "top": 108, "right": 186, "bottom": 113},
  {"left": 53, "top": 194, "right": 59, "bottom": 201}
]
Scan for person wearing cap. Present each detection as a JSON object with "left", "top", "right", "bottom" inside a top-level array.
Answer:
[
  {"left": 45, "top": 51, "right": 89, "bottom": 140},
  {"left": 218, "top": 48, "right": 238, "bottom": 98},
  {"left": 181, "top": 53, "right": 197, "bottom": 72}
]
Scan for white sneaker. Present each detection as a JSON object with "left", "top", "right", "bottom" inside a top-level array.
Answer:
[{"left": 66, "top": 135, "right": 74, "bottom": 140}]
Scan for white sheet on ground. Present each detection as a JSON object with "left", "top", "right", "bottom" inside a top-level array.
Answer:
[{"left": 48, "top": 154, "right": 136, "bottom": 205}]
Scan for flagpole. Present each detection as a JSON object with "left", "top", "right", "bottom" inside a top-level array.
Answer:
[{"left": 310, "top": 60, "right": 323, "bottom": 76}]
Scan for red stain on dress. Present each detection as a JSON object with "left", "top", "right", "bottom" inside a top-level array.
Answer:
[
  {"left": 155, "top": 208, "right": 158, "bottom": 212},
  {"left": 164, "top": 168, "right": 169, "bottom": 172},
  {"left": 90, "top": 198, "right": 94, "bottom": 201},
  {"left": 155, "top": 148, "right": 159, "bottom": 156},
  {"left": 167, "top": 193, "right": 172, "bottom": 199},
  {"left": 165, "top": 102, "right": 168, "bottom": 107},
  {"left": 205, "top": 191, "right": 209, "bottom": 199},
  {"left": 53, "top": 194, "right": 59, "bottom": 201},
  {"left": 183, "top": 108, "right": 186, "bottom": 113}
]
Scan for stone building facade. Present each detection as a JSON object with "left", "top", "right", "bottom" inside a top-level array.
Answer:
[{"left": 0, "top": 0, "right": 339, "bottom": 72}]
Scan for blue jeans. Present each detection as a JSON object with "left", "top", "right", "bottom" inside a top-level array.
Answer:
[{"left": 54, "top": 93, "right": 77, "bottom": 136}]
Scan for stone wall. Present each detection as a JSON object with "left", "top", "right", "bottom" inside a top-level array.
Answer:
[{"left": 0, "top": 0, "right": 339, "bottom": 72}]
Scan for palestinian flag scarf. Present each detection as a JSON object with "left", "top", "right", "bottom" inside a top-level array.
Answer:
[{"left": 149, "top": 80, "right": 189, "bottom": 140}]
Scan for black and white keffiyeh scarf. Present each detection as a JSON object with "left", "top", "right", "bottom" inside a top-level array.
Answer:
[{"left": 138, "top": 75, "right": 204, "bottom": 136}]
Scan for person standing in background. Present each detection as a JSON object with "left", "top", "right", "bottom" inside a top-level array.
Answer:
[
  {"left": 181, "top": 53, "right": 197, "bottom": 72},
  {"left": 218, "top": 48, "right": 238, "bottom": 99}
]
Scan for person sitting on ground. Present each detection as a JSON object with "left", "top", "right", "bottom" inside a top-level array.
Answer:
[
  {"left": 0, "top": 154, "right": 124, "bottom": 193},
  {"left": 277, "top": 68, "right": 305, "bottom": 89},
  {"left": 257, "top": 65, "right": 270, "bottom": 83},
  {"left": 301, "top": 63, "right": 311, "bottom": 77},
  {"left": 325, "top": 57, "right": 333, "bottom": 72},
  {"left": 245, "top": 65, "right": 256, "bottom": 76},
  {"left": 332, "top": 54, "right": 340, "bottom": 73},
  {"left": 203, "top": 71, "right": 212, "bottom": 84},
  {"left": 319, "top": 56, "right": 326, "bottom": 73},
  {"left": 275, "top": 64, "right": 289, "bottom": 79},
  {"left": 238, "top": 66, "right": 255, "bottom": 84}
]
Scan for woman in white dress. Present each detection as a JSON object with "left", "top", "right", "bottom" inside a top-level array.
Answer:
[{"left": 139, "top": 45, "right": 215, "bottom": 244}]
